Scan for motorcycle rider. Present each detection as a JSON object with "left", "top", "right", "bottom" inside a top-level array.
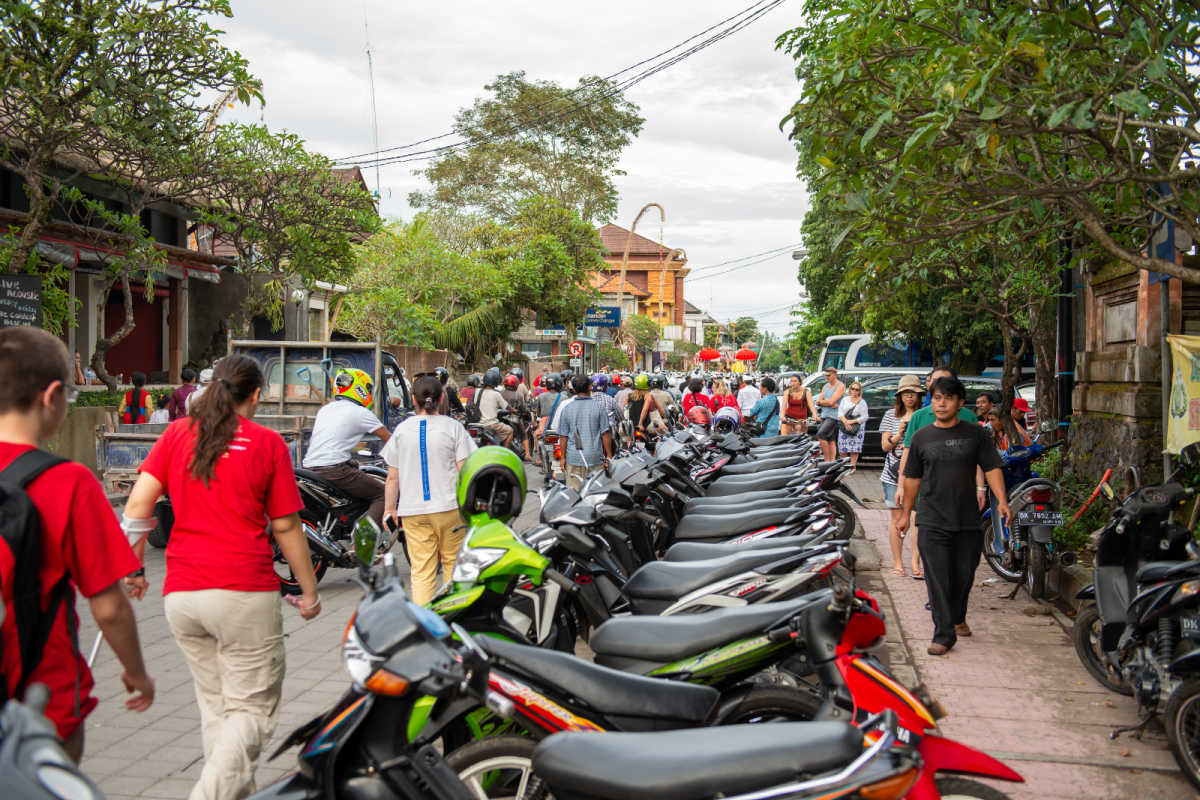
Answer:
[
  {"left": 590, "top": 374, "right": 621, "bottom": 435},
  {"left": 476, "top": 367, "right": 515, "bottom": 449},
  {"left": 460, "top": 373, "right": 480, "bottom": 406},
  {"left": 301, "top": 368, "right": 390, "bottom": 527},
  {"left": 510, "top": 367, "right": 531, "bottom": 403},
  {"left": 535, "top": 373, "right": 565, "bottom": 439},
  {"left": 648, "top": 374, "right": 676, "bottom": 430}
]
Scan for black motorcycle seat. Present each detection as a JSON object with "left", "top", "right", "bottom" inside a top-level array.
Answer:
[
  {"left": 684, "top": 494, "right": 822, "bottom": 516},
  {"left": 532, "top": 721, "right": 862, "bottom": 800},
  {"left": 1138, "top": 560, "right": 1190, "bottom": 584},
  {"left": 624, "top": 548, "right": 799, "bottom": 600},
  {"left": 675, "top": 507, "right": 802, "bottom": 540},
  {"left": 704, "top": 473, "right": 798, "bottom": 497},
  {"left": 747, "top": 433, "right": 810, "bottom": 446},
  {"left": 590, "top": 596, "right": 822, "bottom": 662},
  {"left": 480, "top": 637, "right": 718, "bottom": 725},
  {"left": 665, "top": 535, "right": 819, "bottom": 561},
  {"left": 294, "top": 468, "right": 350, "bottom": 494},
  {"left": 719, "top": 456, "right": 808, "bottom": 475}
]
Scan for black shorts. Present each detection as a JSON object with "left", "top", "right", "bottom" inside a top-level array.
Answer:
[{"left": 817, "top": 418, "right": 839, "bottom": 442}]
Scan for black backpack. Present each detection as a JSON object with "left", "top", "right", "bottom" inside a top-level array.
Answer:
[
  {"left": 463, "top": 388, "right": 484, "bottom": 424},
  {"left": 0, "top": 450, "right": 70, "bottom": 702}
]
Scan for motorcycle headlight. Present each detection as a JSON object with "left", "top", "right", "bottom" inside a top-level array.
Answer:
[
  {"left": 1174, "top": 580, "right": 1200, "bottom": 603},
  {"left": 452, "top": 547, "right": 508, "bottom": 584},
  {"left": 342, "top": 622, "right": 382, "bottom": 687}
]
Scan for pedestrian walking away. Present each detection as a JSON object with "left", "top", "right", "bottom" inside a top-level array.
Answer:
[
  {"left": 737, "top": 376, "right": 760, "bottom": 419},
  {"left": 149, "top": 393, "right": 170, "bottom": 424},
  {"left": 122, "top": 354, "right": 321, "bottom": 800},
  {"left": 681, "top": 377, "right": 714, "bottom": 417},
  {"left": 899, "top": 375, "right": 1010, "bottom": 656},
  {"left": 815, "top": 367, "right": 845, "bottom": 461},
  {"left": 556, "top": 373, "right": 613, "bottom": 489},
  {"left": 711, "top": 379, "right": 741, "bottom": 417},
  {"left": 382, "top": 376, "right": 476, "bottom": 605},
  {"left": 879, "top": 374, "right": 924, "bottom": 577},
  {"left": 0, "top": 326, "right": 154, "bottom": 764},
  {"left": 168, "top": 367, "right": 199, "bottom": 420},
  {"left": 119, "top": 371, "right": 152, "bottom": 424},
  {"left": 186, "top": 367, "right": 214, "bottom": 414},
  {"left": 301, "top": 367, "right": 391, "bottom": 527},
  {"left": 836, "top": 381, "right": 867, "bottom": 469}
]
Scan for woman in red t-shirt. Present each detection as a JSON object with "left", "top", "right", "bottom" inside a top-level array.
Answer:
[
  {"left": 711, "top": 379, "right": 741, "bottom": 417},
  {"left": 681, "top": 377, "right": 714, "bottom": 416},
  {"left": 122, "top": 354, "right": 320, "bottom": 800}
]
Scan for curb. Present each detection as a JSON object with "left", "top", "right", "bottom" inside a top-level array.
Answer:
[{"left": 1048, "top": 563, "right": 1093, "bottom": 613}]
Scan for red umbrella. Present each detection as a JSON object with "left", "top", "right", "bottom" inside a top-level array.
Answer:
[
  {"left": 697, "top": 347, "right": 721, "bottom": 361},
  {"left": 735, "top": 347, "right": 758, "bottom": 361}
]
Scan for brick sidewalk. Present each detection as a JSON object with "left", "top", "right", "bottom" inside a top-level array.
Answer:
[{"left": 855, "top": 504, "right": 1193, "bottom": 799}]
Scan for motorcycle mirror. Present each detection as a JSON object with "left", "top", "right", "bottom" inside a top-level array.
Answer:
[
  {"left": 1100, "top": 481, "right": 1115, "bottom": 501},
  {"left": 1182, "top": 442, "right": 1200, "bottom": 466},
  {"left": 353, "top": 516, "right": 381, "bottom": 567}
]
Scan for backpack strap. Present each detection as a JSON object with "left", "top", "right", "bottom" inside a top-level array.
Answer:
[
  {"left": 0, "top": 450, "right": 69, "bottom": 699},
  {"left": 1, "top": 449, "right": 67, "bottom": 488}
]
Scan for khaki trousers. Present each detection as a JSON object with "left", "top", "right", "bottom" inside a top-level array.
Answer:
[
  {"left": 404, "top": 508, "right": 468, "bottom": 605},
  {"left": 165, "top": 589, "right": 285, "bottom": 800},
  {"left": 564, "top": 463, "right": 593, "bottom": 490}
]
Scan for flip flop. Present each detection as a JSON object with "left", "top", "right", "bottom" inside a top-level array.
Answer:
[
  {"left": 891, "top": 567, "right": 906, "bottom": 577},
  {"left": 912, "top": 571, "right": 925, "bottom": 580}
]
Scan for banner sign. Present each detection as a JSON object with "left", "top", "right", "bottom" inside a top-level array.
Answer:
[
  {"left": 0, "top": 274, "right": 42, "bottom": 329},
  {"left": 584, "top": 306, "right": 620, "bottom": 327},
  {"left": 1167, "top": 334, "right": 1200, "bottom": 453}
]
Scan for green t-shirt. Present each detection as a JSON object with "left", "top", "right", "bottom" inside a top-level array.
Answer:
[{"left": 902, "top": 404, "right": 978, "bottom": 447}]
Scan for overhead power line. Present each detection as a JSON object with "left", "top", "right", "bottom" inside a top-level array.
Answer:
[
  {"left": 335, "top": 0, "right": 785, "bottom": 169},
  {"left": 687, "top": 248, "right": 797, "bottom": 283},
  {"left": 685, "top": 242, "right": 804, "bottom": 275}
]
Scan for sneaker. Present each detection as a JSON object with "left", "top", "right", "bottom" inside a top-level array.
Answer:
[
  {"left": 927, "top": 643, "right": 950, "bottom": 656},
  {"left": 955, "top": 622, "right": 972, "bottom": 637}
]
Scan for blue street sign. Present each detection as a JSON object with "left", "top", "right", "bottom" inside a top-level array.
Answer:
[{"left": 584, "top": 306, "right": 621, "bottom": 327}]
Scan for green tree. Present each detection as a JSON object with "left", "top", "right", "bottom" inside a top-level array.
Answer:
[
  {"left": 778, "top": 0, "right": 1200, "bottom": 281},
  {"left": 411, "top": 71, "right": 644, "bottom": 225},
  {"left": 730, "top": 317, "right": 760, "bottom": 347},
  {"left": 625, "top": 314, "right": 662, "bottom": 356},
  {"left": 666, "top": 339, "right": 700, "bottom": 370},
  {"left": 0, "top": 0, "right": 259, "bottom": 335}
]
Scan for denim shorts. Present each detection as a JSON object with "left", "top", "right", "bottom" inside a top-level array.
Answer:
[{"left": 881, "top": 481, "right": 898, "bottom": 509}]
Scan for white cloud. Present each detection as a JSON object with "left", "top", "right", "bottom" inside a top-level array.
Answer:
[{"left": 219, "top": 0, "right": 811, "bottom": 328}]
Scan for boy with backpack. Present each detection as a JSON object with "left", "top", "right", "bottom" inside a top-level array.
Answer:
[{"left": 0, "top": 326, "right": 154, "bottom": 761}]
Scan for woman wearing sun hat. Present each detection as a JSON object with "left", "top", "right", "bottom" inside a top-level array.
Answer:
[{"left": 880, "top": 374, "right": 924, "bottom": 578}]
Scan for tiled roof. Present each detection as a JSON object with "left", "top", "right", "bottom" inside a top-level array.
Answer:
[
  {"left": 590, "top": 271, "right": 650, "bottom": 298},
  {"left": 683, "top": 299, "right": 703, "bottom": 314},
  {"left": 598, "top": 223, "right": 673, "bottom": 258}
]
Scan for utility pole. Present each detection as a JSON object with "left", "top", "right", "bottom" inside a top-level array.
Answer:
[
  {"left": 364, "top": 15, "right": 381, "bottom": 199},
  {"left": 615, "top": 202, "right": 664, "bottom": 372}
]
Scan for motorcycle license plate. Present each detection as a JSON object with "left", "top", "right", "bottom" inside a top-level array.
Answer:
[
  {"left": 1182, "top": 616, "right": 1200, "bottom": 639},
  {"left": 1016, "top": 509, "right": 1063, "bottom": 527}
]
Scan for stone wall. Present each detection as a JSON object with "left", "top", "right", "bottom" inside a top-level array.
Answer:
[{"left": 1068, "top": 410, "right": 1164, "bottom": 485}]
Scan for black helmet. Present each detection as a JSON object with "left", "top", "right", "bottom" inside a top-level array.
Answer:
[
  {"left": 434, "top": 366, "right": 449, "bottom": 385},
  {"left": 483, "top": 367, "right": 502, "bottom": 388},
  {"left": 650, "top": 374, "right": 666, "bottom": 390},
  {"left": 544, "top": 372, "right": 563, "bottom": 391},
  {"left": 511, "top": 367, "right": 524, "bottom": 379},
  {"left": 467, "top": 373, "right": 481, "bottom": 388}
]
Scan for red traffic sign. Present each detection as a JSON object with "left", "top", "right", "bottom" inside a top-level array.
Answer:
[{"left": 569, "top": 341, "right": 583, "bottom": 357}]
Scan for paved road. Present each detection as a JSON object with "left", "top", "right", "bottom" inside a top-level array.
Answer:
[{"left": 78, "top": 473, "right": 547, "bottom": 800}]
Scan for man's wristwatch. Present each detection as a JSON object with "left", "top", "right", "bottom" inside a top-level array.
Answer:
[{"left": 128, "top": 567, "right": 146, "bottom": 578}]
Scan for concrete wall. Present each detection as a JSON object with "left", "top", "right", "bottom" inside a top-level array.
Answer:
[
  {"left": 44, "top": 405, "right": 115, "bottom": 476},
  {"left": 189, "top": 273, "right": 251, "bottom": 365}
]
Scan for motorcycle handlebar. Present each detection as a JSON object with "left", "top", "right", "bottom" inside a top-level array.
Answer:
[{"left": 543, "top": 568, "right": 577, "bottom": 593}]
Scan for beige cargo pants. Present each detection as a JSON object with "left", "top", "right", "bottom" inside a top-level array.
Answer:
[{"left": 165, "top": 589, "right": 285, "bottom": 800}]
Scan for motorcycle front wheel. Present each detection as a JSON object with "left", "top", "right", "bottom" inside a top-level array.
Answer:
[
  {"left": 1165, "top": 678, "right": 1200, "bottom": 790},
  {"left": 935, "top": 776, "right": 1015, "bottom": 799},
  {"left": 827, "top": 494, "right": 860, "bottom": 539},
  {"left": 981, "top": 518, "right": 1021, "bottom": 582},
  {"left": 1071, "top": 604, "right": 1132, "bottom": 696},
  {"left": 713, "top": 685, "right": 822, "bottom": 724}
]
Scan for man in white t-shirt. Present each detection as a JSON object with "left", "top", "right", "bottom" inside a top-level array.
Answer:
[
  {"left": 303, "top": 370, "right": 391, "bottom": 526},
  {"left": 737, "top": 377, "right": 760, "bottom": 419},
  {"left": 382, "top": 376, "right": 476, "bottom": 603}
]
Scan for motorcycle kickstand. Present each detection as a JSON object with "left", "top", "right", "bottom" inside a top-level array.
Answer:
[
  {"left": 1003, "top": 575, "right": 1023, "bottom": 601},
  {"left": 1109, "top": 714, "right": 1154, "bottom": 741}
]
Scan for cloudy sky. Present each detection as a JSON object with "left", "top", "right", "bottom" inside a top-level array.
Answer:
[{"left": 217, "top": 0, "right": 811, "bottom": 337}]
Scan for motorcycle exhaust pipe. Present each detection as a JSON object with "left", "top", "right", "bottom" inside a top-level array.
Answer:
[{"left": 304, "top": 524, "right": 345, "bottom": 561}]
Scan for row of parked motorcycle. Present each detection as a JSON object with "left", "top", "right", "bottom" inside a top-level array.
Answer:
[{"left": 7, "top": 423, "right": 1031, "bottom": 799}]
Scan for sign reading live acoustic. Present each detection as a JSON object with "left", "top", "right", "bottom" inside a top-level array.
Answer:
[
  {"left": 0, "top": 274, "right": 42, "bottom": 329},
  {"left": 1166, "top": 334, "right": 1200, "bottom": 453}
]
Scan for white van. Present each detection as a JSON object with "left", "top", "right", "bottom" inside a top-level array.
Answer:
[{"left": 818, "top": 334, "right": 937, "bottom": 371}]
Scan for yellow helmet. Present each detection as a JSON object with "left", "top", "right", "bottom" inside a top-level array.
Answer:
[{"left": 333, "top": 367, "right": 373, "bottom": 407}]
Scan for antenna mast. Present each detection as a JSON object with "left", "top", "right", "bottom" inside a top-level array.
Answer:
[{"left": 364, "top": 14, "right": 381, "bottom": 199}]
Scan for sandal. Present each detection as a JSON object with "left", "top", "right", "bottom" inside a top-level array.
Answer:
[
  {"left": 891, "top": 567, "right": 906, "bottom": 577},
  {"left": 911, "top": 570, "right": 925, "bottom": 580}
]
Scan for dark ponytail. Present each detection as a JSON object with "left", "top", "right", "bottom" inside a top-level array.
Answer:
[
  {"left": 188, "top": 355, "right": 263, "bottom": 483},
  {"left": 130, "top": 371, "right": 147, "bottom": 422},
  {"left": 413, "top": 375, "right": 443, "bottom": 414}
]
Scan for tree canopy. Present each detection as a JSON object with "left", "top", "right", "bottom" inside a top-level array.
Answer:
[{"left": 410, "top": 71, "right": 644, "bottom": 225}]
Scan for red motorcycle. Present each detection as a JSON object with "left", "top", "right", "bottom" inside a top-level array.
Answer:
[{"left": 775, "top": 577, "right": 1024, "bottom": 799}]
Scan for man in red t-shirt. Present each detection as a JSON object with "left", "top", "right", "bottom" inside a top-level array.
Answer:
[{"left": 0, "top": 327, "right": 154, "bottom": 761}]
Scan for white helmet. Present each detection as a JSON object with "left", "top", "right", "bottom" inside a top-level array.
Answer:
[{"left": 713, "top": 406, "right": 741, "bottom": 433}]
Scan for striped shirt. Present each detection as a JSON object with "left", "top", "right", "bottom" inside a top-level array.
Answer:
[{"left": 557, "top": 395, "right": 611, "bottom": 467}]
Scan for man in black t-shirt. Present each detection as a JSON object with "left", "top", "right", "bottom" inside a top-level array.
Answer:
[{"left": 900, "top": 376, "right": 1010, "bottom": 655}]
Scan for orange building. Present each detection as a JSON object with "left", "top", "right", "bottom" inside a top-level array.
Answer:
[{"left": 597, "top": 224, "right": 689, "bottom": 328}]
